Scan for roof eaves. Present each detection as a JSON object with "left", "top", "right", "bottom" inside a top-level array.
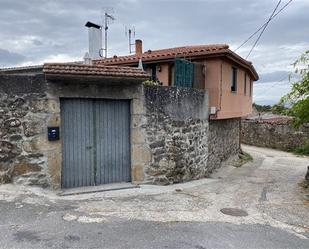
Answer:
[
  {"left": 0, "top": 65, "right": 44, "bottom": 74},
  {"left": 223, "top": 51, "right": 259, "bottom": 81},
  {"left": 92, "top": 47, "right": 259, "bottom": 81},
  {"left": 42, "top": 63, "right": 150, "bottom": 79}
]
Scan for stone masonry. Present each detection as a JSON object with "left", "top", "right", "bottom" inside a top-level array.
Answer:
[
  {"left": 0, "top": 70, "right": 242, "bottom": 188},
  {"left": 140, "top": 86, "right": 209, "bottom": 185},
  {"left": 208, "top": 118, "right": 241, "bottom": 173},
  {"left": 0, "top": 72, "right": 145, "bottom": 188},
  {"left": 241, "top": 119, "right": 309, "bottom": 151},
  {"left": 0, "top": 91, "right": 58, "bottom": 187}
]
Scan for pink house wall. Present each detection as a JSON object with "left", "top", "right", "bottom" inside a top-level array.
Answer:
[
  {"left": 149, "top": 58, "right": 254, "bottom": 119},
  {"left": 203, "top": 59, "right": 221, "bottom": 115},
  {"left": 157, "top": 63, "right": 170, "bottom": 86},
  {"left": 206, "top": 59, "right": 253, "bottom": 119}
]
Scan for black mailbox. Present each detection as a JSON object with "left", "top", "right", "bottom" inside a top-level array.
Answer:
[{"left": 48, "top": 127, "right": 60, "bottom": 141}]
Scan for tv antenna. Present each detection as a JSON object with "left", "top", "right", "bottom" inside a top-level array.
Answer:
[
  {"left": 125, "top": 26, "right": 136, "bottom": 54},
  {"left": 101, "top": 8, "right": 115, "bottom": 58}
]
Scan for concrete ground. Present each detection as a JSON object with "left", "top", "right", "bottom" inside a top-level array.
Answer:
[{"left": 0, "top": 145, "right": 308, "bottom": 249}]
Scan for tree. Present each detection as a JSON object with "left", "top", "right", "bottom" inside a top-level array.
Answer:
[
  {"left": 278, "top": 50, "right": 309, "bottom": 127},
  {"left": 271, "top": 103, "right": 289, "bottom": 114},
  {"left": 252, "top": 103, "right": 272, "bottom": 112}
]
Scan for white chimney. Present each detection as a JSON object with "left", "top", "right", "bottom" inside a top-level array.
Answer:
[{"left": 85, "top": 21, "right": 102, "bottom": 59}]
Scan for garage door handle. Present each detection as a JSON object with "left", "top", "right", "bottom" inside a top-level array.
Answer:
[{"left": 86, "top": 146, "right": 92, "bottom": 149}]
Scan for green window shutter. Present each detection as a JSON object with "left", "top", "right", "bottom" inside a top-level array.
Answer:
[{"left": 174, "top": 58, "right": 194, "bottom": 88}]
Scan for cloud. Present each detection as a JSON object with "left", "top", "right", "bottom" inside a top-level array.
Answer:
[
  {"left": 257, "top": 71, "right": 290, "bottom": 83},
  {"left": 0, "top": 48, "right": 27, "bottom": 67},
  {"left": 15, "top": 54, "right": 81, "bottom": 67},
  {"left": 0, "top": 0, "right": 308, "bottom": 104},
  {"left": 253, "top": 80, "right": 292, "bottom": 105}
]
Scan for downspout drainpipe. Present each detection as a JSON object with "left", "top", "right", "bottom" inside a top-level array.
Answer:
[
  {"left": 209, "top": 61, "right": 223, "bottom": 120},
  {"left": 239, "top": 118, "right": 242, "bottom": 151},
  {"left": 219, "top": 61, "right": 223, "bottom": 111}
]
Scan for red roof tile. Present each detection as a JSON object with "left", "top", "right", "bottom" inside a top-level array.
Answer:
[
  {"left": 258, "top": 117, "right": 293, "bottom": 125},
  {"left": 93, "top": 44, "right": 259, "bottom": 80},
  {"left": 43, "top": 63, "right": 150, "bottom": 78},
  {"left": 94, "top": 44, "right": 229, "bottom": 65}
]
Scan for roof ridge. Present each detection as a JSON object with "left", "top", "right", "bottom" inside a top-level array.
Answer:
[
  {"left": 91, "top": 43, "right": 258, "bottom": 80},
  {"left": 93, "top": 43, "right": 230, "bottom": 63}
]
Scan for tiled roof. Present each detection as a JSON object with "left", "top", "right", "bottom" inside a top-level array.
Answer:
[
  {"left": 258, "top": 117, "right": 293, "bottom": 125},
  {"left": 246, "top": 115, "right": 293, "bottom": 124},
  {"left": 93, "top": 43, "right": 258, "bottom": 80},
  {"left": 43, "top": 63, "right": 150, "bottom": 78},
  {"left": 94, "top": 44, "right": 229, "bottom": 65}
]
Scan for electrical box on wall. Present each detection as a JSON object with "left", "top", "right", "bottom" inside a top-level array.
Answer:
[
  {"left": 48, "top": 127, "right": 60, "bottom": 141},
  {"left": 210, "top": 106, "right": 217, "bottom": 115}
]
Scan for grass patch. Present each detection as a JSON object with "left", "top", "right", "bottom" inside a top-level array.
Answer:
[
  {"left": 292, "top": 141, "right": 309, "bottom": 156},
  {"left": 233, "top": 151, "right": 253, "bottom": 168},
  {"left": 299, "top": 180, "right": 309, "bottom": 190}
]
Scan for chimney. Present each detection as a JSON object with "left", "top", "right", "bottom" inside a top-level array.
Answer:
[
  {"left": 135, "top": 39, "right": 143, "bottom": 56},
  {"left": 85, "top": 21, "right": 102, "bottom": 59}
]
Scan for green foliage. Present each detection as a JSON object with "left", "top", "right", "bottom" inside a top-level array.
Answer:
[
  {"left": 279, "top": 50, "right": 309, "bottom": 127},
  {"left": 252, "top": 103, "right": 272, "bottom": 112},
  {"left": 233, "top": 151, "right": 253, "bottom": 167},
  {"left": 142, "top": 80, "right": 160, "bottom": 86},
  {"left": 271, "top": 103, "right": 289, "bottom": 115},
  {"left": 292, "top": 140, "right": 309, "bottom": 156},
  {"left": 298, "top": 179, "right": 309, "bottom": 190}
]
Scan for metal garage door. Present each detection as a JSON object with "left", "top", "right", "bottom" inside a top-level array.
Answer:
[{"left": 61, "top": 98, "right": 131, "bottom": 188}]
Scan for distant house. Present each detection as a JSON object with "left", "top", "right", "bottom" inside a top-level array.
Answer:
[{"left": 93, "top": 39, "right": 259, "bottom": 120}]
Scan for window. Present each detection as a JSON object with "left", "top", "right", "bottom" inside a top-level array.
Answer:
[
  {"left": 249, "top": 79, "right": 252, "bottom": 96},
  {"left": 150, "top": 64, "right": 157, "bottom": 81},
  {"left": 169, "top": 64, "right": 175, "bottom": 86},
  {"left": 231, "top": 67, "right": 237, "bottom": 92},
  {"left": 244, "top": 73, "right": 247, "bottom": 95}
]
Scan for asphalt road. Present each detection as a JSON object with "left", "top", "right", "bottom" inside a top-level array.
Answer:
[
  {"left": 0, "top": 145, "right": 308, "bottom": 248},
  {"left": 0, "top": 200, "right": 308, "bottom": 249}
]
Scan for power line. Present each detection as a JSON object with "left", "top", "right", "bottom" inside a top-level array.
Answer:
[
  {"left": 236, "top": 0, "right": 292, "bottom": 52},
  {"left": 234, "top": 0, "right": 293, "bottom": 52},
  {"left": 246, "top": 0, "right": 282, "bottom": 59}
]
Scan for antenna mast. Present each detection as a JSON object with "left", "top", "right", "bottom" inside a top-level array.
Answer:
[
  {"left": 103, "top": 11, "right": 115, "bottom": 58},
  {"left": 125, "top": 26, "right": 135, "bottom": 54}
]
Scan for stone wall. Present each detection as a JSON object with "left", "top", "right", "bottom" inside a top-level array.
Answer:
[
  {"left": 140, "top": 86, "right": 209, "bottom": 185},
  {"left": 0, "top": 73, "right": 145, "bottom": 188},
  {"left": 0, "top": 72, "right": 241, "bottom": 188},
  {"left": 0, "top": 74, "right": 57, "bottom": 186},
  {"left": 46, "top": 77, "right": 145, "bottom": 187},
  {"left": 208, "top": 118, "right": 241, "bottom": 173},
  {"left": 241, "top": 120, "right": 309, "bottom": 150}
]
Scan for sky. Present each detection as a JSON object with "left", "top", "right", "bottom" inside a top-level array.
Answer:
[{"left": 0, "top": 0, "right": 308, "bottom": 105}]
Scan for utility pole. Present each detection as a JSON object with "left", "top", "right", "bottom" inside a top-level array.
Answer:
[{"left": 103, "top": 11, "right": 115, "bottom": 58}]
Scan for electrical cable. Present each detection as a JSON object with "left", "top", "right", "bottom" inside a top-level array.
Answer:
[
  {"left": 246, "top": 0, "right": 282, "bottom": 59},
  {"left": 234, "top": 0, "right": 293, "bottom": 52}
]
